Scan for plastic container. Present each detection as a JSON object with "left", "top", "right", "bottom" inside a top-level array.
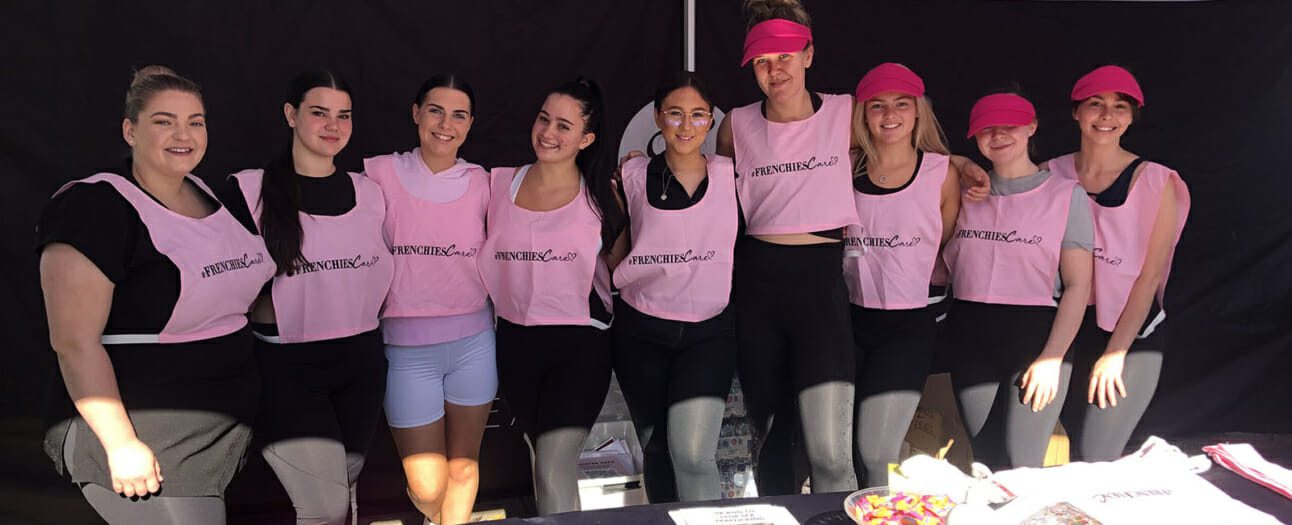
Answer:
[{"left": 843, "top": 486, "right": 955, "bottom": 524}]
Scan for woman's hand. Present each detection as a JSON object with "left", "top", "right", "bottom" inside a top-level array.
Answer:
[
  {"left": 959, "top": 161, "right": 991, "bottom": 201},
  {"left": 1088, "top": 350, "right": 1128, "bottom": 409},
  {"left": 1020, "top": 356, "right": 1063, "bottom": 412},
  {"left": 107, "top": 438, "right": 163, "bottom": 497},
  {"left": 949, "top": 155, "right": 991, "bottom": 200}
]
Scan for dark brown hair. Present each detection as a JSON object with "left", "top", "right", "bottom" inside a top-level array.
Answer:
[
  {"left": 261, "top": 68, "right": 353, "bottom": 276},
  {"left": 652, "top": 71, "right": 714, "bottom": 112}
]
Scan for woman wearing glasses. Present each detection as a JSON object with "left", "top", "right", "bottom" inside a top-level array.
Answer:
[{"left": 607, "top": 72, "right": 737, "bottom": 503}]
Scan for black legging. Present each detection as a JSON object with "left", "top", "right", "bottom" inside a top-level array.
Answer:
[
  {"left": 733, "top": 237, "right": 857, "bottom": 494},
  {"left": 612, "top": 298, "right": 735, "bottom": 502},
  {"left": 255, "top": 329, "right": 387, "bottom": 525},
  {"left": 1061, "top": 308, "right": 1164, "bottom": 461},
  {"left": 851, "top": 306, "right": 937, "bottom": 487},
  {"left": 950, "top": 301, "right": 1072, "bottom": 469},
  {"left": 495, "top": 319, "right": 612, "bottom": 515}
]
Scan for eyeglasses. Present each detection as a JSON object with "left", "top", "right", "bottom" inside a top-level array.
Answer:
[{"left": 660, "top": 109, "right": 713, "bottom": 128}]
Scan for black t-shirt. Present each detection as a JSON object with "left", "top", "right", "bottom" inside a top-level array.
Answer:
[
  {"left": 219, "top": 170, "right": 359, "bottom": 335},
  {"left": 219, "top": 169, "right": 357, "bottom": 222},
  {"left": 34, "top": 163, "right": 255, "bottom": 334},
  {"left": 618, "top": 154, "right": 747, "bottom": 239},
  {"left": 645, "top": 154, "right": 710, "bottom": 209},
  {"left": 618, "top": 154, "right": 711, "bottom": 213}
]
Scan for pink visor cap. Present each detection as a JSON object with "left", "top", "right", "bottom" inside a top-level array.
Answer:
[
  {"left": 967, "top": 93, "right": 1037, "bottom": 138},
  {"left": 855, "top": 63, "right": 925, "bottom": 102},
  {"left": 742, "top": 19, "right": 813, "bottom": 66},
  {"left": 1071, "top": 65, "right": 1144, "bottom": 107}
]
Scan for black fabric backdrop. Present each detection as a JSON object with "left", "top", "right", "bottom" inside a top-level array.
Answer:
[
  {"left": 689, "top": 0, "right": 1292, "bottom": 438},
  {"left": 1, "top": 0, "right": 1289, "bottom": 520}
]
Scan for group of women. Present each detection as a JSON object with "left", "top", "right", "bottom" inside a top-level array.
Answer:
[{"left": 36, "top": 1, "right": 1189, "bottom": 523}]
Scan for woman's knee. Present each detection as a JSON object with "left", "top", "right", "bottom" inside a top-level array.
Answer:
[
  {"left": 406, "top": 471, "right": 447, "bottom": 508},
  {"left": 446, "top": 457, "right": 480, "bottom": 485},
  {"left": 671, "top": 445, "right": 717, "bottom": 477},
  {"left": 305, "top": 490, "right": 353, "bottom": 525}
]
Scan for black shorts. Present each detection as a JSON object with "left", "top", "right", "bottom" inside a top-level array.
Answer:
[
  {"left": 612, "top": 296, "right": 737, "bottom": 412},
  {"left": 948, "top": 301, "right": 1067, "bottom": 382},
  {"left": 254, "top": 329, "right": 387, "bottom": 452},
  {"left": 851, "top": 305, "right": 937, "bottom": 398}
]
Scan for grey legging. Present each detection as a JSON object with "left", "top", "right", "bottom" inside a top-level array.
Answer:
[
  {"left": 855, "top": 391, "right": 924, "bottom": 486},
  {"left": 665, "top": 397, "right": 726, "bottom": 500},
  {"left": 851, "top": 305, "right": 938, "bottom": 487},
  {"left": 1063, "top": 347, "right": 1163, "bottom": 461},
  {"left": 747, "top": 382, "right": 858, "bottom": 493},
  {"left": 955, "top": 365, "right": 1073, "bottom": 468},
  {"left": 527, "top": 427, "right": 591, "bottom": 515},
  {"left": 262, "top": 438, "right": 367, "bottom": 525},
  {"left": 950, "top": 302, "right": 1073, "bottom": 468},
  {"left": 80, "top": 484, "right": 227, "bottom": 525}
]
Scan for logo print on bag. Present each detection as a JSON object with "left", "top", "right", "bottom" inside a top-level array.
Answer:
[
  {"left": 391, "top": 243, "right": 479, "bottom": 258},
  {"left": 200, "top": 252, "right": 267, "bottom": 279},
  {"left": 626, "top": 249, "right": 717, "bottom": 265},
  {"left": 493, "top": 249, "right": 579, "bottom": 263},
  {"left": 291, "top": 254, "right": 383, "bottom": 274},
  {"left": 1091, "top": 488, "right": 1172, "bottom": 504},
  {"left": 748, "top": 155, "right": 840, "bottom": 178},
  {"left": 952, "top": 229, "right": 1043, "bottom": 245}
]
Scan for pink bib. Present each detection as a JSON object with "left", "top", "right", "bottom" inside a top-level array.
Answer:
[
  {"left": 365, "top": 152, "right": 490, "bottom": 320},
  {"left": 944, "top": 174, "right": 1079, "bottom": 307},
  {"left": 478, "top": 166, "right": 611, "bottom": 327},
  {"left": 612, "top": 155, "right": 739, "bottom": 322},
  {"left": 232, "top": 170, "right": 394, "bottom": 343},
  {"left": 1049, "top": 155, "right": 1191, "bottom": 331},
  {"left": 55, "top": 173, "right": 275, "bottom": 344},
  {"left": 731, "top": 93, "right": 860, "bottom": 235},
  {"left": 843, "top": 152, "right": 948, "bottom": 310}
]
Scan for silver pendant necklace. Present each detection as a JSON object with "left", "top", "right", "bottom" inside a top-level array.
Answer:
[{"left": 660, "top": 166, "right": 673, "bottom": 200}]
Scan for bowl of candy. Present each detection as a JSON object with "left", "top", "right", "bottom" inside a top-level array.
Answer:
[{"left": 844, "top": 486, "right": 955, "bottom": 525}]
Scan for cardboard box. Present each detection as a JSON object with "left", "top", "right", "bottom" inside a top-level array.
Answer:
[
  {"left": 1045, "top": 422, "right": 1069, "bottom": 467},
  {"left": 905, "top": 373, "right": 974, "bottom": 470}
]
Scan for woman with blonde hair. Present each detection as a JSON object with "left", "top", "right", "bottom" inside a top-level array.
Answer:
[{"left": 843, "top": 63, "right": 962, "bottom": 486}]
